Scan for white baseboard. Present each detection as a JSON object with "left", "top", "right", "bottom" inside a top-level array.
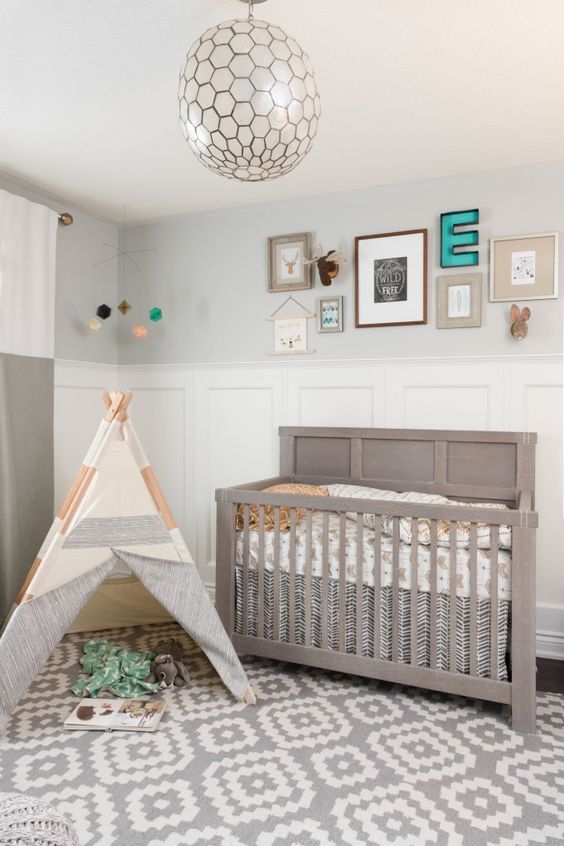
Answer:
[
  {"left": 536, "top": 631, "right": 564, "bottom": 660},
  {"left": 536, "top": 603, "right": 564, "bottom": 659}
]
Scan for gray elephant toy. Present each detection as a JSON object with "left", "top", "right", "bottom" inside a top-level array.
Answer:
[{"left": 145, "top": 638, "right": 190, "bottom": 689}]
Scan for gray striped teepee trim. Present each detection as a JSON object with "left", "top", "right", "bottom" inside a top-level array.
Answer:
[
  {"left": 0, "top": 558, "right": 116, "bottom": 736},
  {"left": 113, "top": 549, "right": 251, "bottom": 701},
  {"left": 63, "top": 515, "right": 170, "bottom": 549}
]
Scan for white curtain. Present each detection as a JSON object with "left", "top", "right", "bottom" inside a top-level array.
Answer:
[{"left": 0, "top": 189, "right": 57, "bottom": 358}]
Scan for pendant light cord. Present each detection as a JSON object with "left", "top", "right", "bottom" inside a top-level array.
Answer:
[{"left": 248, "top": 0, "right": 254, "bottom": 21}]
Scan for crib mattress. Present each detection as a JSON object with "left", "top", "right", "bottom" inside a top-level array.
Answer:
[{"left": 235, "top": 511, "right": 511, "bottom": 602}]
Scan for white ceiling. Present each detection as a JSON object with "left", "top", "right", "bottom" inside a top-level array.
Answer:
[{"left": 2, "top": 0, "right": 564, "bottom": 222}]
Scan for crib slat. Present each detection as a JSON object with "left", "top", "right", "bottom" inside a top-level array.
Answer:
[
  {"left": 339, "top": 512, "right": 347, "bottom": 653},
  {"left": 449, "top": 520, "right": 457, "bottom": 673},
  {"left": 322, "top": 511, "right": 329, "bottom": 650},
  {"left": 273, "top": 506, "right": 281, "bottom": 641},
  {"left": 289, "top": 507, "right": 297, "bottom": 644},
  {"left": 430, "top": 520, "right": 438, "bottom": 669},
  {"left": 356, "top": 516, "right": 363, "bottom": 656},
  {"left": 305, "top": 509, "right": 313, "bottom": 648},
  {"left": 257, "top": 505, "right": 265, "bottom": 639},
  {"left": 469, "top": 523, "right": 478, "bottom": 676},
  {"left": 392, "top": 516, "right": 400, "bottom": 663},
  {"left": 410, "top": 518, "right": 418, "bottom": 666},
  {"left": 490, "top": 524, "right": 499, "bottom": 680},
  {"left": 374, "top": 514, "right": 382, "bottom": 661},
  {"left": 242, "top": 504, "right": 250, "bottom": 637}
]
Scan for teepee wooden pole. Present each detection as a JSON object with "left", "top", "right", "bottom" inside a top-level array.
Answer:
[
  {"left": 16, "top": 391, "right": 130, "bottom": 604},
  {"left": 141, "top": 467, "right": 177, "bottom": 530},
  {"left": 122, "top": 417, "right": 177, "bottom": 531},
  {"left": 59, "top": 392, "right": 131, "bottom": 533}
]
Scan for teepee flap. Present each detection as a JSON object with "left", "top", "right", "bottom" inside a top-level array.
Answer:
[
  {"left": 0, "top": 558, "right": 116, "bottom": 735},
  {"left": 114, "top": 548, "right": 255, "bottom": 704}
]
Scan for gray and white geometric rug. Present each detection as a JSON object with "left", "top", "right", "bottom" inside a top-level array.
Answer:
[{"left": 1, "top": 622, "right": 564, "bottom": 846}]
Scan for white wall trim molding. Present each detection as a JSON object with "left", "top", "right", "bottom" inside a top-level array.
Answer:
[
  {"left": 55, "top": 358, "right": 118, "bottom": 384},
  {"left": 536, "top": 631, "right": 564, "bottom": 660},
  {"left": 117, "top": 352, "right": 562, "bottom": 373},
  {"left": 536, "top": 603, "right": 564, "bottom": 659}
]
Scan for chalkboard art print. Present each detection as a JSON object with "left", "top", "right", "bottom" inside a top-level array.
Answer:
[
  {"left": 355, "top": 229, "right": 427, "bottom": 327},
  {"left": 373, "top": 257, "right": 408, "bottom": 303}
]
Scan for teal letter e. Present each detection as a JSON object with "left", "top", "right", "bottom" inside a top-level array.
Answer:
[{"left": 440, "top": 209, "right": 479, "bottom": 268}]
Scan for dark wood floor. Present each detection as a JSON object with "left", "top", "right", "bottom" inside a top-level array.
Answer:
[{"left": 537, "top": 658, "right": 564, "bottom": 693}]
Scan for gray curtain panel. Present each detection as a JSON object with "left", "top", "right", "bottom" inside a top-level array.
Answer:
[{"left": 0, "top": 352, "right": 54, "bottom": 622}]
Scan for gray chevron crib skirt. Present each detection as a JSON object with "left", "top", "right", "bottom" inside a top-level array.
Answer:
[{"left": 235, "top": 568, "right": 509, "bottom": 680}]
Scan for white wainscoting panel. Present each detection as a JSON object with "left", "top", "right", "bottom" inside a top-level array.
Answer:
[
  {"left": 55, "top": 355, "right": 564, "bottom": 656},
  {"left": 286, "top": 365, "right": 386, "bottom": 427},
  {"left": 386, "top": 361, "right": 505, "bottom": 430},
  {"left": 193, "top": 367, "right": 285, "bottom": 585},
  {"left": 506, "top": 359, "right": 564, "bottom": 656}
]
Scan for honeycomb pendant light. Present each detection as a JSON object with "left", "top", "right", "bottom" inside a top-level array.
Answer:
[{"left": 178, "top": 0, "right": 320, "bottom": 181}]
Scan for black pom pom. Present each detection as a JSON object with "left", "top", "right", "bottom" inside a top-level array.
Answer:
[{"left": 96, "top": 304, "right": 112, "bottom": 320}]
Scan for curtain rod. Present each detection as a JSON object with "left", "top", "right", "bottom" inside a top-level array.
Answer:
[{"left": 58, "top": 212, "right": 73, "bottom": 226}]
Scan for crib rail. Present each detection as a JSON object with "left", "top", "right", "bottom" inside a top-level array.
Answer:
[{"left": 218, "top": 484, "right": 538, "bottom": 527}]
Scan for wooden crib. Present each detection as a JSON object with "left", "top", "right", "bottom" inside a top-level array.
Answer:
[{"left": 215, "top": 426, "right": 537, "bottom": 732}]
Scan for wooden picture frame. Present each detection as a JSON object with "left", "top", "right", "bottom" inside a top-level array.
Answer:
[
  {"left": 317, "top": 295, "right": 343, "bottom": 333},
  {"left": 355, "top": 229, "right": 428, "bottom": 328},
  {"left": 268, "top": 232, "right": 313, "bottom": 293},
  {"left": 437, "top": 273, "right": 482, "bottom": 329},
  {"left": 490, "top": 232, "right": 559, "bottom": 302}
]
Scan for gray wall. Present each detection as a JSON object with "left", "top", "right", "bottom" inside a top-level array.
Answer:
[
  {"left": 119, "top": 161, "right": 564, "bottom": 365},
  {"left": 0, "top": 174, "right": 119, "bottom": 365}
]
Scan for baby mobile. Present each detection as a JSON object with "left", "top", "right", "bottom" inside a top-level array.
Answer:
[{"left": 87, "top": 206, "right": 163, "bottom": 339}]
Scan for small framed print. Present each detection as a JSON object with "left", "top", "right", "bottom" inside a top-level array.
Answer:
[
  {"left": 317, "top": 296, "right": 343, "bottom": 333},
  {"left": 437, "top": 273, "right": 482, "bottom": 328},
  {"left": 490, "top": 232, "right": 558, "bottom": 302},
  {"left": 355, "top": 229, "right": 427, "bottom": 327},
  {"left": 268, "top": 232, "right": 312, "bottom": 292}
]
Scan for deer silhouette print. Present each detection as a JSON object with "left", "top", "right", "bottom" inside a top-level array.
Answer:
[{"left": 282, "top": 250, "right": 299, "bottom": 276}]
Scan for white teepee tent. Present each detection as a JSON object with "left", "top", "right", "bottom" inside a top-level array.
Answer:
[{"left": 0, "top": 390, "right": 254, "bottom": 734}]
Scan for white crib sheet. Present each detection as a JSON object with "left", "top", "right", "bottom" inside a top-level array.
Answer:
[{"left": 235, "top": 511, "right": 511, "bottom": 601}]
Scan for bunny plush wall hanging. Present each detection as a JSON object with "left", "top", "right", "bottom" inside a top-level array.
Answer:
[{"left": 510, "top": 304, "right": 531, "bottom": 339}]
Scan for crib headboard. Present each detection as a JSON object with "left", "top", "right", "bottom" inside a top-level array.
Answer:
[{"left": 279, "top": 426, "right": 536, "bottom": 504}]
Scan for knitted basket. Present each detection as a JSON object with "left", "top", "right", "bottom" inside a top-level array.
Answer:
[{"left": 0, "top": 793, "right": 79, "bottom": 845}]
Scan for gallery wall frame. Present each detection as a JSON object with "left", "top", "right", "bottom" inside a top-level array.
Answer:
[
  {"left": 268, "top": 232, "right": 313, "bottom": 293},
  {"left": 265, "top": 294, "right": 316, "bottom": 355},
  {"left": 490, "top": 232, "right": 559, "bottom": 302},
  {"left": 355, "top": 229, "right": 428, "bottom": 328},
  {"left": 317, "top": 295, "right": 343, "bottom": 333},
  {"left": 436, "top": 273, "right": 482, "bottom": 329}
]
